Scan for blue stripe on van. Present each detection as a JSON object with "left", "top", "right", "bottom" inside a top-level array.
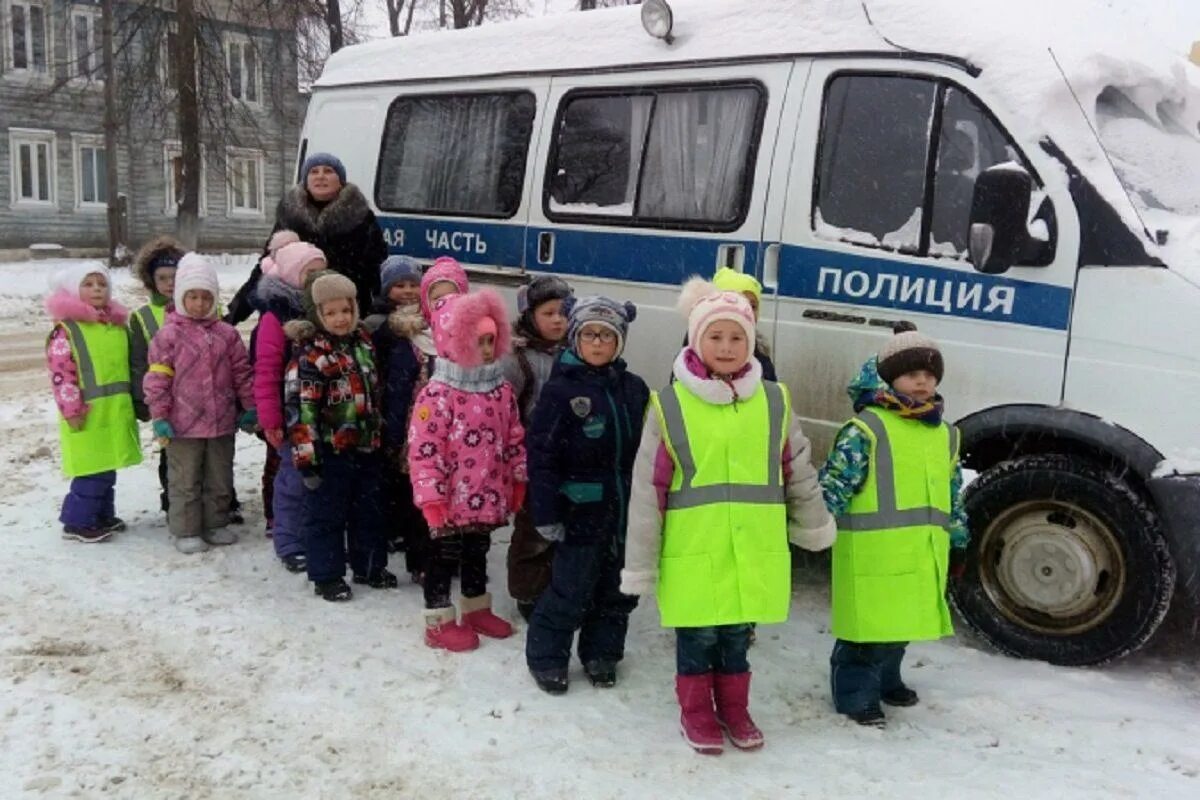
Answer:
[
  {"left": 779, "top": 244, "right": 1072, "bottom": 331},
  {"left": 378, "top": 214, "right": 1069, "bottom": 330}
]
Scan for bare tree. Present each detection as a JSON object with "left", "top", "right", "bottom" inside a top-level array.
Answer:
[
  {"left": 176, "top": 0, "right": 203, "bottom": 249},
  {"left": 101, "top": 0, "right": 124, "bottom": 263},
  {"left": 325, "top": 0, "right": 345, "bottom": 52},
  {"left": 385, "top": 0, "right": 420, "bottom": 35}
]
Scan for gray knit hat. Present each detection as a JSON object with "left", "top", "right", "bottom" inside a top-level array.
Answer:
[
  {"left": 565, "top": 295, "right": 637, "bottom": 358},
  {"left": 877, "top": 321, "right": 944, "bottom": 384}
]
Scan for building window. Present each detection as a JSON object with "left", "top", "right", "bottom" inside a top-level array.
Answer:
[
  {"left": 8, "top": 127, "right": 57, "bottom": 208},
  {"left": 69, "top": 6, "right": 101, "bottom": 81},
  {"left": 224, "top": 34, "right": 260, "bottom": 105},
  {"left": 8, "top": 1, "right": 51, "bottom": 73},
  {"left": 226, "top": 148, "right": 264, "bottom": 215},
  {"left": 72, "top": 133, "right": 106, "bottom": 209},
  {"left": 163, "top": 141, "right": 206, "bottom": 216}
]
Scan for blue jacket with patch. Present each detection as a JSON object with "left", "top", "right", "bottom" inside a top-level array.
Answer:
[{"left": 527, "top": 351, "right": 650, "bottom": 546}]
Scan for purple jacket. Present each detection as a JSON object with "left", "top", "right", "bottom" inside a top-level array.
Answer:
[{"left": 145, "top": 311, "right": 255, "bottom": 438}]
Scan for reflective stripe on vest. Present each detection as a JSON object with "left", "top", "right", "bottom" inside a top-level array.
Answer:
[
  {"left": 136, "top": 305, "right": 161, "bottom": 341},
  {"left": 62, "top": 320, "right": 132, "bottom": 401},
  {"left": 835, "top": 410, "right": 957, "bottom": 531},
  {"left": 658, "top": 381, "right": 787, "bottom": 510}
]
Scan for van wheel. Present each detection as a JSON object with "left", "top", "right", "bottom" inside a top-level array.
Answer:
[{"left": 950, "top": 454, "right": 1174, "bottom": 666}]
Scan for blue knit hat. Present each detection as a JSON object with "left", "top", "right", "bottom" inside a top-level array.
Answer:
[
  {"left": 380, "top": 255, "right": 423, "bottom": 293},
  {"left": 300, "top": 152, "right": 346, "bottom": 185},
  {"left": 565, "top": 295, "right": 637, "bottom": 358}
]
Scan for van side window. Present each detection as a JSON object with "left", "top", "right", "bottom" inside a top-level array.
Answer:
[
  {"left": 547, "top": 83, "right": 763, "bottom": 230},
  {"left": 376, "top": 92, "right": 536, "bottom": 218},
  {"left": 815, "top": 74, "right": 1051, "bottom": 263}
]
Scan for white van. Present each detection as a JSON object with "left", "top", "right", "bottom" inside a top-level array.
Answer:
[{"left": 302, "top": 0, "right": 1200, "bottom": 665}]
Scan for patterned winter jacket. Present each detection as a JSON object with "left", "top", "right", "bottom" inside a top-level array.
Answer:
[
  {"left": 820, "top": 357, "right": 970, "bottom": 547},
  {"left": 284, "top": 321, "right": 382, "bottom": 472},
  {"left": 252, "top": 275, "right": 305, "bottom": 432},
  {"left": 407, "top": 361, "right": 527, "bottom": 533},
  {"left": 143, "top": 311, "right": 255, "bottom": 438}
]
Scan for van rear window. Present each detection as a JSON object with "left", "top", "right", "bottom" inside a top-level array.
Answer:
[
  {"left": 546, "top": 83, "right": 764, "bottom": 231},
  {"left": 376, "top": 92, "right": 536, "bottom": 219}
]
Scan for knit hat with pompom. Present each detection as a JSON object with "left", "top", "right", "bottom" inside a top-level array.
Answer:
[
  {"left": 677, "top": 276, "right": 756, "bottom": 362},
  {"left": 876, "top": 321, "right": 944, "bottom": 384}
]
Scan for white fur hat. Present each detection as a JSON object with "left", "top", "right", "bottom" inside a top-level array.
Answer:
[
  {"left": 174, "top": 252, "right": 220, "bottom": 317},
  {"left": 49, "top": 260, "right": 110, "bottom": 296}
]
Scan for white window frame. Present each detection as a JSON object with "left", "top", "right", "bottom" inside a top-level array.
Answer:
[
  {"left": 163, "top": 140, "right": 207, "bottom": 217},
  {"left": 225, "top": 147, "right": 265, "bottom": 217},
  {"left": 4, "top": 0, "right": 54, "bottom": 78},
  {"left": 223, "top": 32, "right": 262, "bottom": 108},
  {"left": 8, "top": 127, "right": 57, "bottom": 209},
  {"left": 71, "top": 132, "right": 107, "bottom": 211},
  {"left": 67, "top": 4, "right": 102, "bottom": 85}
]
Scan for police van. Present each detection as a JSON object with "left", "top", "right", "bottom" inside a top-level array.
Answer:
[{"left": 300, "top": 0, "right": 1200, "bottom": 665}]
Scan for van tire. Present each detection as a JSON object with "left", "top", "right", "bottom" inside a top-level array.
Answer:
[{"left": 950, "top": 453, "right": 1174, "bottom": 666}]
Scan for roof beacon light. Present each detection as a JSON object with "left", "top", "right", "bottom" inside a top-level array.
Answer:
[{"left": 641, "top": 0, "right": 675, "bottom": 44}]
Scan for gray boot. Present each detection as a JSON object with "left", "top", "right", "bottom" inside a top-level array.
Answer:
[
  {"left": 202, "top": 527, "right": 238, "bottom": 546},
  {"left": 174, "top": 536, "right": 210, "bottom": 554}
]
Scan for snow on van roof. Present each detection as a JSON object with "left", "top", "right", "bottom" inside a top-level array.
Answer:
[{"left": 318, "top": 0, "right": 1200, "bottom": 267}]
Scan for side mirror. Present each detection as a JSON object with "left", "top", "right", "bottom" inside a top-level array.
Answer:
[{"left": 968, "top": 164, "right": 1033, "bottom": 274}]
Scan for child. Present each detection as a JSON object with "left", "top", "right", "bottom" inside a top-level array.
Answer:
[
  {"left": 819, "top": 322, "right": 968, "bottom": 728},
  {"left": 129, "top": 236, "right": 183, "bottom": 512},
  {"left": 254, "top": 239, "right": 327, "bottom": 572},
  {"left": 502, "top": 274, "right": 574, "bottom": 621},
  {"left": 144, "top": 254, "right": 257, "bottom": 554},
  {"left": 622, "top": 277, "right": 835, "bottom": 755},
  {"left": 285, "top": 271, "right": 390, "bottom": 601},
  {"left": 408, "top": 290, "right": 527, "bottom": 652},
  {"left": 45, "top": 262, "right": 143, "bottom": 541},
  {"left": 710, "top": 267, "right": 776, "bottom": 382},
  {"left": 368, "top": 255, "right": 429, "bottom": 580},
  {"left": 524, "top": 296, "right": 648, "bottom": 694}
]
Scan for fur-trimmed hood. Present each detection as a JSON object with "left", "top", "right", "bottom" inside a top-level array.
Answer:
[
  {"left": 671, "top": 346, "right": 762, "bottom": 405},
  {"left": 387, "top": 305, "right": 427, "bottom": 338},
  {"left": 45, "top": 289, "right": 129, "bottom": 326},
  {"left": 277, "top": 182, "right": 373, "bottom": 240},
  {"left": 430, "top": 290, "right": 511, "bottom": 368},
  {"left": 132, "top": 235, "right": 185, "bottom": 292}
]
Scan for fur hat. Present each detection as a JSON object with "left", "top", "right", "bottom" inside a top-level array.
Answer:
[
  {"left": 712, "top": 267, "right": 762, "bottom": 301},
  {"left": 270, "top": 241, "right": 327, "bottom": 290},
  {"left": 877, "top": 321, "right": 944, "bottom": 384},
  {"left": 300, "top": 152, "right": 346, "bottom": 185},
  {"left": 132, "top": 235, "right": 185, "bottom": 293},
  {"left": 678, "top": 276, "right": 756, "bottom": 362},
  {"left": 49, "top": 260, "right": 110, "bottom": 298},
  {"left": 44, "top": 261, "right": 128, "bottom": 324},
  {"left": 307, "top": 271, "right": 359, "bottom": 333},
  {"left": 419, "top": 256, "right": 469, "bottom": 321},
  {"left": 517, "top": 275, "right": 573, "bottom": 316},
  {"left": 380, "top": 255, "right": 423, "bottom": 294},
  {"left": 174, "top": 253, "right": 220, "bottom": 318},
  {"left": 565, "top": 295, "right": 637, "bottom": 358},
  {"left": 430, "top": 290, "right": 511, "bottom": 367}
]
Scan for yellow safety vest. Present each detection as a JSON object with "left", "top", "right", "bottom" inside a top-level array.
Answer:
[
  {"left": 831, "top": 407, "right": 959, "bottom": 642},
  {"left": 653, "top": 379, "right": 792, "bottom": 628},
  {"left": 54, "top": 320, "right": 143, "bottom": 477},
  {"left": 131, "top": 301, "right": 166, "bottom": 345}
]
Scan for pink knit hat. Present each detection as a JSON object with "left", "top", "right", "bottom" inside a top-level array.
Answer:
[
  {"left": 272, "top": 242, "right": 327, "bottom": 289},
  {"left": 677, "top": 276, "right": 756, "bottom": 363},
  {"left": 419, "top": 256, "right": 469, "bottom": 321}
]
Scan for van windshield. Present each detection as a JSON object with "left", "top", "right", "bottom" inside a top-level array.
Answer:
[{"left": 1095, "top": 85, "right": 1200, "bottom": 220}]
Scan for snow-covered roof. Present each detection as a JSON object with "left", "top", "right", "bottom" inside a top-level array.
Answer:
[{"left": 317, "top": 0, "right": 1200, "bottom": 268}]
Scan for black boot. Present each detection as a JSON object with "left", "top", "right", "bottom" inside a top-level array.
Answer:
[
  {"left": 882, "top": 686, "right": 919, "bottom": 707},
  {"left": 530, "top": 668, "right": 569, "bottom": 695},
  {"left": 352, "top": 569, "right": 399, "bottom": 589},
  {"left": 281, "top": 553, "right": 307, "bottom": 573},
  {"left": 99, "top": 516, "right": 126, "bottom": 533},
  {"left": 517, "top": 601, "right": 536, "bottom": 623},
  {"left": 583, "top": 661, "right": 617, "bottom": 688},
  {"left": 847, "top": 707, "right": 887, "bottom": 728},
  {"left": 314, "top": 579, "right": 352, "bottom": 602}
]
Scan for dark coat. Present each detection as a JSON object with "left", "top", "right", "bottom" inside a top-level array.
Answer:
[
  {"left": 370, "top": 307, "right": 425, "bottom": 451},
  {"left": 528, "top": 352, "right": 650, "bottom": 545},
  {"left": 227, "top": 183, "right": 388, "bottom": 325}
]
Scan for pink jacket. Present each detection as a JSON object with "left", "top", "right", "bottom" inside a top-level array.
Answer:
[
  {"left": 44, "top": 289, "right": 129, "bottom": 420},
  {"left": 144, "top": 311, "right": 255, "bottom": 438},
  {"left": 407, "top": 290, "right": 526, "bottom": 532},
  {"left": 253, "top": 311, "right": 289, "bottom": 431}
]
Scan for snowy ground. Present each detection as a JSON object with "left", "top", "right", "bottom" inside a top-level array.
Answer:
[{"left": 2, "top": 260, "right": 1200, "bottom": 798}]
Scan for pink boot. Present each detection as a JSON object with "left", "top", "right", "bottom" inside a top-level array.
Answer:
[
  {"left": 714, "top": 672, "right": 764, "bottom": 750},
  {"left": 423, "top": 607, "right": 479, "bottom": 652},
  {"left": 675, "top": 673, "right": 724, "bottom": 755},
  {"left": 460, "top": 593, "right": 514, "bottom": 639}
]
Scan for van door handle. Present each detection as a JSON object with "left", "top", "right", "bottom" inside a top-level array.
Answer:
[
  {"left": 537, "top": 231, "right": 555, "bottom": 265},
  {"left": 716, "top": 243, "right": 744, "bottom": 271},
  {"left": 762, "top": 243, "right": 780, "bottom": 291}
]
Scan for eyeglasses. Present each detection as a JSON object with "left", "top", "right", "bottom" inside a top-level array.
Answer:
[{"left": 578, "top": 330, "right": 617, "bottom": 344}]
